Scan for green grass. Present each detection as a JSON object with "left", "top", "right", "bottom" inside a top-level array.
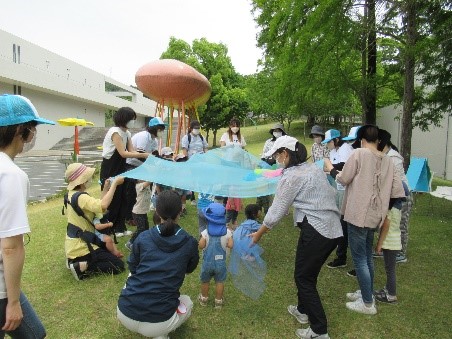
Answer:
[{"left": 23, "top": 121, "right": 452, "bottom": 338}]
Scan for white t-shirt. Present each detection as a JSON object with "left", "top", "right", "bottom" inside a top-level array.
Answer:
[
  {"left": 102, "top": 127, "right": 131, "bottom": 159},
  {"left": 220, "top": 132, "right": 246, "bottom": 147},
  {"left": 0, "top": 152, "right": 31, "bottom": 299},
  {"left": 201, "top": 229, "right": 233, "bottom": 254},
  {"left": 132, "top": 182, "right": 152, "bottom": 214},
  {"left": 126, "top": 131, "right": 158, "bottom": 167},
  {"left": 181, "top": 133, "right": 209, "bottom": 157}
]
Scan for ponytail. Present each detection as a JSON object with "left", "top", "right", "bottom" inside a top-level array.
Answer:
[{"left": 155, "top": 190, "right": 182, "bottom": 237}]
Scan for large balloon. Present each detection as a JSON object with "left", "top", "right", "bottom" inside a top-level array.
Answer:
[{"left": 135, "top": 59, "right": 211, "bottom": 109}]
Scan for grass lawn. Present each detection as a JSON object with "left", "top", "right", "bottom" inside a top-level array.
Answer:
[{"left": 23, "top": 121, "right": 452, "bottom": 338}]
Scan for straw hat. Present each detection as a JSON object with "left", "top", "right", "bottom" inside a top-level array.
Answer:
[{"left": 65, "top": 163, "right": 95, "bottom": 190}]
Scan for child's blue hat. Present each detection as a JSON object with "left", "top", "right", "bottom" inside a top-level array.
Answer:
[
  {"left": 203, "top": 202, "right": 226, "bottom": 236},
  {"left": 148, "top": 117, "right": 168, "bottom": 127},
  {"left": 0, "top": 94, "right": 55, "bottom": 127}
]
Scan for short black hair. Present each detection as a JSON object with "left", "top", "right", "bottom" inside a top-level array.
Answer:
[
  {"left": 113, "top": 107, "right": 136, "bottom": 128},
  {"left": 0, "top": 121, "right": 37, "bottom": 148},
  {"left": 245, "top": 204, "right": 261, "bottom": 220},
  {"left": 377, "top": 129, "right": 392, "bottom": 152}
]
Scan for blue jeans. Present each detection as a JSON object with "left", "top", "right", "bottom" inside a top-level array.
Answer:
[
  {"left": 348, "top": 223, "right": 375, "bottom": 304},
  {"left": 0, "top": 292, "right": 46, "bottom": 338}
]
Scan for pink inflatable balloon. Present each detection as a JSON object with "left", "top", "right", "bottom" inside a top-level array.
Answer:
[{"left": 135, "top": 59, "right": 211, "bottom": 108}]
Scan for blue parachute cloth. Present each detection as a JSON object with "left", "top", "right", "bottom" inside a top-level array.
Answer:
[
  {"left": 120, "top": 145, "right": 280, "bottom": 198},
  {"left": 228, "top": 219, "right": 267, "bottom": 300}
]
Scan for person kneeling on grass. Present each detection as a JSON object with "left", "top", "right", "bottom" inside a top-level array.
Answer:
[
  {"left": 117, "top": 190, "right": 199, "bottom": 339},
  {"left": 64, "top": 163, "right": 125, "bottom": 281}
]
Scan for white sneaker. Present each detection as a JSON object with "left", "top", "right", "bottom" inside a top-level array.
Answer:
[
  {"left": 296, "top": 327, "right": 330, "bottom": 338},
  {"left": 346, "top": 289, "right": 362, "bottom": 301},
  {"left": 190, "top": 200, "right": 197, "bottom": 206},
  {"left": 287, "top": 305, "right": 309, "bottom": 324},
  {"left": 123, "top": 230, "right": 133, "bottom": 236},
  {"left": 346, "top": 298, "right": 377, "bottom": 315},
  {"left": 115, "top": 232, "right": 124, "bottom": 238}
]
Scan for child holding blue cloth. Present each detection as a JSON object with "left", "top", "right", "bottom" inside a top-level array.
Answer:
[{"left": 198, "top": 202, "right": 233, "bottom": 309}]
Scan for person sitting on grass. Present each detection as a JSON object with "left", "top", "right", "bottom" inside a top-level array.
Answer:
[
  {"left": 92, "top": 214, "right": 123, "bottom": 258},
  {"left": 198, "top": 202, "right": 233, "bottom": 309}
]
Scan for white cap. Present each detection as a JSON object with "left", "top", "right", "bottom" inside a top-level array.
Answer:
[
  {"left": 342, "top": 126, "right": 361, "bottom": 141},
  {"left": 264, "top": 135, "right": 298, "bottom": 158},
  {"left": 161, "top": 146, "right": 173, "bottom": 156}
]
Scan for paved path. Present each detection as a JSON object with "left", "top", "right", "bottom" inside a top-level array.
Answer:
[{"left": 15, "top": 150, "right": 102, "bottom": 202}]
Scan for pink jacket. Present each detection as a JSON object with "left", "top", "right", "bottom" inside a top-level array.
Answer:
[{"left": 226, "top": 198, "right": 242, "bottom": 212}]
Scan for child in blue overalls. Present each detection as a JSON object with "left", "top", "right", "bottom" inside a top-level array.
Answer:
[{"left": 198, "top": 202, "right": 233, "bottom": 309}]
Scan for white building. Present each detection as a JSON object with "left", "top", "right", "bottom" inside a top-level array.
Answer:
[
  {"left": 0, "top": 29, "right": 157, "bottom": 150},
  {"left": 377, "top": 105, "right": 452, "bottom": 180}
]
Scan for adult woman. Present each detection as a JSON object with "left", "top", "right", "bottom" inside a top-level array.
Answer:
[
  {"left": 181, "top": 120, "right": 208, "bottom": 158},
  {"left": 251, "top": 135, "right": 342, "bottom": 339},
  {"left": 117, "top": 190, "right": 199, "bottom": 338},
  {"left": 100, "top": 107, "right": 149, "bottom": 237},
  {"left": 324, "top": 125, "right": 405, "bottom": 315},
  {"left": 65, "top": 163, "right": 126, "bottom": 280},
  {"left": 220, "top": 118, "right": 246, "bottom": 148},
  {"left": 0, "top": 94, "right": 50, "bottom": 338},
  {"left": 309, "top": 125, "right": 329, "bottom": 163}
]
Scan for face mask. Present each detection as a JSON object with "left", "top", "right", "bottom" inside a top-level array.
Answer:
[
  {"left": 273, "top": 131, "right": 283, "bottom": 138},
  {"left": 231, "top": 127, "right": 240, "bottom": 133},
  {"left": 313, "top": 136, "right": 322, "bottom": 144},
  {"left": 192, "top": 129, "right": 200, "bottom": 135},
  {"left": 126, "top": 120, "right": 135, "bottom": 129},
  {"left": 157, "top": 130, "right": 164, "bottom": 138},
  {"left": 21, "top": 129, "right": 37, "bottom": 153}
]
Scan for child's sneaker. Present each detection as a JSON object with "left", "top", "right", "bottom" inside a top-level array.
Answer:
[
  {"left": 69, "top": 262, "right": 86, "bottom": 281},
  {"left": 395, "top": 253, "right": 407, "bottom": 263},
  {"left": 287, "top": 305, "right": 309, "bottom": 324},
  {"left": 295, "top": 327, "right": 330, "bottom": 338},
  {"left": 374, "top": 288, "right": 397, "bottom": 304},
  {"left": 214, "top": 298, "right": 224, "bottom": 309},
  {"left": 326, "top": 258, "right": 346, "bottom": 269},
  {"left": 125, "top": 241, "right": 132, "bottom": 251},
  {"left": 347, "top": 269, "right": 357, "bottom": 277},
  {"left": 197, "top": 294, "right": 208, "bottom": 307},
  {"left": 346, "top": 298, "right": 377, "bottom": 315},
  {"left": 190, "top": 200, "right": 197, "bottom": 206},
  {"left": 123, "top": 230, "right": 133, "bottom": 236},
  {"left": 346, "top": 289, "right": 362, "bottom": 301}
]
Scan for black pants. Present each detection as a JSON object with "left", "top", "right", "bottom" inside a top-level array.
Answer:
[
  {"left": 69, "top": 248, "right": 124, "bottom": 276},
  {"left": 295, "top": 218, "right": 338, "bottom": 335},
  {"left": 124, "top": 164, "right": 138, "bottom": 222},
  {"left": 130, "top": 213, "right": 150, "bottom": 244},
  {"left": 335, "top": 216, "right": 349, "bottom": 262}
]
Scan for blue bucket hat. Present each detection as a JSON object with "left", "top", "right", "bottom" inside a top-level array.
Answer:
[
  {"left": 0, "top": 94, "right": 55, "bottom": 127},
  {"left": 203, "top": 202, "right": 226, "bottom": 236},
  {"left": 342, "top": 126, "right": 361, "bottom": 141},
  {"left": 321, "top": 129, "right": 341, "bottom": 144},
  {"left": 148, "top": 117, "right": 168, "bottom": 127}
]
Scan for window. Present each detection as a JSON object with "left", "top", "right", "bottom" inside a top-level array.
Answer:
[
  {"left": 13, "top": 44, "right": 16, "bottom": 63},
  {"left": 17, "top": 45, "right": 21, "bottom": 64}
]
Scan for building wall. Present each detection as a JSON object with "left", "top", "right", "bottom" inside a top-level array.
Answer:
[
  {"left": 378, "top": 105, "right": 452, "bottom": 180},
  {"left": 0, "top": 29, "right": 157, "bottom": 150}
]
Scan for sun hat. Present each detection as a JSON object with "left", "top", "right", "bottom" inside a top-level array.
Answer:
[
  {"left": 342, "top": 126, "right": 361, "bottom": 141},
  {"left": 161, "top": 146, "right": 173, "bottom": 156},
  {"left": 148, "top": 117, "right": 167, "bottom": 127},
  {"left": 0, "top": 94, "right": 55, "bottom": 127},
  {"left": 309, "top": 125, "right": 324, "bottom": 138},
  {"left": 65, "top": 163, "right": 95, "bottom": 190},
  {"left": 321, "top": 129, "right": 341, "bottom": 144},
  {"left": 202, "top": 202, "right": 226, "bottom": 236},
  {"left": 264, "top": 135, "right": 298, "bottom": 158},
  {"left": 269, "top": 123, "right": 286, "bottom": 135}
]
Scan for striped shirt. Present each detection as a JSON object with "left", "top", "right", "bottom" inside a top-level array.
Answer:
[{"left": 263, "top": 163, "right": 343, "bottom": 239}]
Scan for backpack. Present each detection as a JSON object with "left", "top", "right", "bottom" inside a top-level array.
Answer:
[{"left": 187, "top": 133, "right": 204, "bottom": 148}]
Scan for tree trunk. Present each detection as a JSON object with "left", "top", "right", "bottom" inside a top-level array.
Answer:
[
  {"left": 213, "top": 130, "right": 218, "bottom": 147},
  {"left": 365, "top": 0, "right": 377, "bottom": 125},
  {"left": 400, "top": 0, "right": 416, "bottom": 172}
]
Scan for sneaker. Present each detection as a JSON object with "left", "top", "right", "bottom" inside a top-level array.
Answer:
[
  {"left": 65, "top": 258, "right": 70, "bottom": 269},
  {"left": 69, "top": 262, "right": 85, "bottom": 281},
  {"left": 396, "top": 254, "right": 407, "bottom": 263},
  {"left": 287, "top": 305, "right": 309, "bottom": 324},
  {"left": 326, "top": 259, "right": 346, "bottom": 269},
  {"left": 374, "top": 288, "right": 397, "bottom": 304},
  {"left": 346, "top": 290, "right": 362, "bottom": 301},
  {"left": 372, "top": 251, "right": 383, "bottom": 258},
  {"left": 347, "top": 269, "right": 356, "bottom": 277},
  {"left": 123, "top": 230, "right": 133, "bottom": 236},
  {"left": 214, "top": 298, "right": 224, "bottom": 309},
  {"left": 190, "top": 200, "right": 197, "bottom": 206},
  {"left": 115, "top": 232, "right": 124, "bottom": 238},
  {"left": 198, "top": 294, "right": 208, "bottom": 307},
  {"left": 346, "top": 298, "right": 377, "bottom": 315},
  {"left": 125, "top": 241, "right": 132, "bottom": 251},
  {"left": 295, "top": 327, "right": 330, "bottom": 339}
]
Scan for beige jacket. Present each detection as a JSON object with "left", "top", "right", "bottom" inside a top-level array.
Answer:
[{"left": 336, "top": 148, "right": 405, "bottom": 229}]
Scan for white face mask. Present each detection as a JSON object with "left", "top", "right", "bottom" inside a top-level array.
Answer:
[
  {"left": 192, "top": 129, "right": 200, "bottom": 135},
  {"left": 231, "top": 127, "right": 240, "bottom": 134},
  {"left": 313, "top": 136, "right": 322, "bottom": 144},
  {"left": 126, "top": 120, "right": 135, "bottom": 129},
  {"left": 157, "top": 130, "right": 164, "bottom": 138},
  {"left": 273, "top": 131, "right": 283, "bottom": 139},
  {"left": 21, "top": 128, "right": 37, "bottom": 153}
]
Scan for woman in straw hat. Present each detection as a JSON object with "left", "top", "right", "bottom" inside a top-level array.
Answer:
[
  {"left": 65, "top": 163, "right": 125, "bottom": 281},
  {"left": 0, "top": 94, "right": 51, "bottom": 337}
]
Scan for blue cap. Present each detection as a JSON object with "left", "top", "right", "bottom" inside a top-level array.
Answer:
[
  {"left": 342, "top": 126, "right": 361, "bottom": 141},
  {"left": 148, "top": 117, "right": 167, "bottom": 127},
  {"left": 321, "top": 129, "right": 341, "bottom": 144},
  {"left": 0, "top": 94, "right": 55, "bottom": 127}
]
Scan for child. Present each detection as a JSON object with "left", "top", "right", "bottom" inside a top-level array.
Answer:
[
  {"left": 225, "top": 197, "right": 242, "bottom": 230},
  {"left": 125, "top": 180, "right": 152, "bottom": 251},
  {"left": 92, "top": 214, "right": 123, "bottom": 258},
  {"left": 198, "top": 202, "right": 233, "bottom": 309},
  {"left": 197, "top": 195, "right": 223, "bottom": 235},
  {"left": 234, "top": 204, "right": 262, "bottom": 261}
]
